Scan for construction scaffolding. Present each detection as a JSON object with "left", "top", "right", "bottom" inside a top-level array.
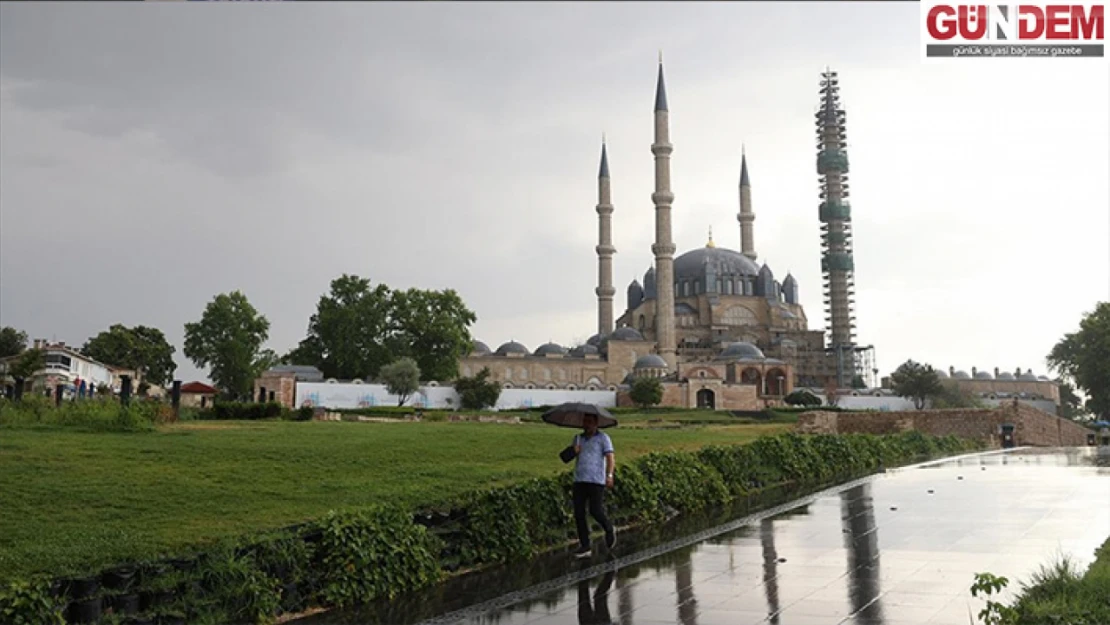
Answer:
[{"left": 816, "top": 68, "right": 859, "bottom": 388}]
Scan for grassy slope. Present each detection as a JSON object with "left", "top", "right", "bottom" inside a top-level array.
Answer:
[
  {"left": 0, "top": 420, "right": 787, "bottom": 580},
  {"left": 1010, "top": 535, "right": 1110, "bottom": 622}
]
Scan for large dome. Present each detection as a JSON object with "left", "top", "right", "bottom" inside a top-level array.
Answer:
[
  {"left": 673, "top": 246, "right": 761, "bottom": 281},
  {"left": 716, "top": 341, "right": 766, "bottom": 361}
]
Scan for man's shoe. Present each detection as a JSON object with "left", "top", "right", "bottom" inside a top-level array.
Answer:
[
  {"left": 574, "top": 545, "right": 592, "bottom": 559},
  {"left": 605, "top": 531, "right": 617, "bottom": 550}
]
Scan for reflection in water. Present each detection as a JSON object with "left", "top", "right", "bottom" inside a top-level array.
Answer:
[
  {"left": 675, "top": 549, "right": 698, "bottom": 625},
  {"left": 759, "top": 518, "right": 781, "bottom": 623},
  {"left": 577, "top": 571, "right": 614, "bottom": 625},
  {"left": 616, "top": 574, "right": 633, "bottom": 625},
  {"left": 841, "top": 483, "right": 884, "bottom": 619}
]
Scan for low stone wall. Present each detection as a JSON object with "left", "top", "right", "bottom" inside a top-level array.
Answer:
[{"left": 796, "top": 400, "right": 1091, "bottom": 447}]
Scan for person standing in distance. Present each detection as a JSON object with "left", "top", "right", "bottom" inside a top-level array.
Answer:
[{"left": 571, "top": 413, "right": 616, "bottom": 558}]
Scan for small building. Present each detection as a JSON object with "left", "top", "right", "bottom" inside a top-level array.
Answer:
[
  {"left": 254, "top": 365, "right": 324, "bottom": 408},
  {"left": 0, "top": 340, "right": 115, "bottom": 397},
  {"left": 179, "top": 381, "right": 218, "bottom": 408}
]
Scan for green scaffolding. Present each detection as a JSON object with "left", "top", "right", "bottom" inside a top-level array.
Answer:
[
  {"left": 819, "top": 200, "right": 852, "bottom": 222},
  {"left": 817, "top": 149, "right": 849, "bottom": 175}
]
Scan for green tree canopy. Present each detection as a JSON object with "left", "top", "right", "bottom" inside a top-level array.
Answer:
[
  {"left": 1048, "top": 302, "right": 1110, "bottom": 418},
  {"left": 629, "top": 376, "right": 664, "bottom": 409},
  {"left": 889, "top": 360, "right": 944, "bottom": 410},
  {"left": 388, "top": 287, "right": 475, "bottom": 382},
  {"left": 1055, "top": 379, "right": 1086, "bottom": 420},
  {"left": 9, "top": 348, "right": 44, "bottom": 380},
  {"left": 0, "top": 327, "right": 28, "bottom": 359},
  {"left": 183, "top": 291, "right": 271, "bottom": 400},
  {"left": 380, "top": 357, "right": 421, "bottom": 407},
  {"left": 290, "top": 275, "right": 475, "bottom": 382},
  {"left": 82, "top": 324, "right": 178, "bottom": 387},
  {"left": 454, "top": 367, "right": 501, "bottom": 410}
]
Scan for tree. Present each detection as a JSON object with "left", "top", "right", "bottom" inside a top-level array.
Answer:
[
  {"left": 629, "top": 376, "right": 664, "bottom": 409},
  {"left": 929, "top": 384, "right": 984, "bottom": 409},
  {"left": 850, "top": 374, "right": 868, "bottom": 390},
  {"left": 454, "top": 367, "right": 501, "bottom": 410},
  {"left": 183, "top": 291, "right": 271, "bottom": 400},
  {"left": 889, "top": 360, "right": 944, "bottom": 410},
  {"left": 1056, "top": 379, "right": 1086, "bottom": 420},
  {"left": 388, "top": 288, "right": 476, "bottom": 382},
  {"left": 380, "top": 357, "right": 421, "bottom": 407},
  {"left": 1047, "top": 302, "right": 1110, "bottom": 419},
  {"left": 82, "top": 324, "right": 177, "bottom": 387},
  {"left": 784, "top": 389, "right": 822, "bottom": 407},
  {"left": 0, "top": 327, "right": 28, "bottom": 358},
  {"left": 293, "top": 275, "right": 394, "bottom": 380},
  {"left": 291, "top": 275, "right": 476, "bottom": 382},
  {"left": 9, "top": 348, "right": 44, "bottom": 380}
]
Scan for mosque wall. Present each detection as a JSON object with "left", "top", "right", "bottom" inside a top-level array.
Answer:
[{"left": 796, "top": 401, "right": 1088, "bottom": 447}]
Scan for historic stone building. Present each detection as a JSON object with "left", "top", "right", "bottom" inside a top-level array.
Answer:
[
  {"left": 935, "top": 366, "right": 1061, "bottom": 405},
  {"left": 457, "top": 60, "right": 880, "bottom": 410}
]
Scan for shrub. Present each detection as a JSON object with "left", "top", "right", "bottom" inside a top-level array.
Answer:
[
  {"left": 454, "top": 367, "right": 501, "bottom": 410},
  {"left": 629, "top": 377, "right": 664, "bottom": 409},
  {"left": 0, "top": 396, "right": 158, "bottom": 432},
  {"left": 784, "top": 389, "right": 822, "bottom": 407},
  {"left": 210, "top": 402, "right": 284, "bottom": 421}
]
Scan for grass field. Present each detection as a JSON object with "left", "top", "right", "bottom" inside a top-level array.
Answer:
[{"left": 0, "top": 418, "right": 789, "bottom": 581}]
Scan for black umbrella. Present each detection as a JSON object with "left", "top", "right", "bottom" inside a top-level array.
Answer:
[{"left": 542, "top": 402, "right": 618, "bottom": 429}]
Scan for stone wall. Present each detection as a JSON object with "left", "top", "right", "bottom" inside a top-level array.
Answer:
[{"left": 796, "top": 400, "right": 1091, "bottom": 447}]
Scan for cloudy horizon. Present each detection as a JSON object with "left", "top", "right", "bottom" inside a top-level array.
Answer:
[{"left": 1, "top": 2, "right": 1107, "bottom": 385}]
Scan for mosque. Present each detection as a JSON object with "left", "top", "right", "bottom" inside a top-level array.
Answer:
[{"left": 460, "top": 62, "right": 868, "bottom": 411}]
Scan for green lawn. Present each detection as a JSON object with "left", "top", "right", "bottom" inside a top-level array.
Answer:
[{"left": 0, "top": 419, "right": 788, "bottom": 581}]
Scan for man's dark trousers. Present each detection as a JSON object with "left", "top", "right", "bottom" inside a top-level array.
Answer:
[{"left": 573, "top": 481, "right": 614, "bottom": 549}]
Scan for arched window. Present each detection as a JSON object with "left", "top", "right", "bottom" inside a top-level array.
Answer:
[
  {"left": 682, "top": 282, "right": 690, "bottom": 297},
  {"left": 567, "top": 384, "right": 578, "bottom": 391},
  {"left": 502, "top": 382, "right": 514, "bottom": 389},
  {"left": 525, "top": 383, "right": 535, "bottom": 390},
  {"left": 639, "top": 315, "right": 646, "bottom": 330},
  {"left": 546, "top": 383, "right": 556, "bottom": 390},
  {"left": 720, "top": 305, "right": 758, "bottom": 326}
]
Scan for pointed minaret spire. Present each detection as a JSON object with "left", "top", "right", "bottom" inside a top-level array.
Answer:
[
  {"left": 595, "top": 137, "right": 616, "bottom": 335},
  {"left": 737, "top": 146, "right": 757, "bottom": 261},
  {"left": 650, "top": 55, "right": 677, "bottom": 368},
  {"left": 599, "top": 136, "right": 610, "bottom": 179},
  {"left": 654, "top": 55, "right": 668, "bottom": 112}
]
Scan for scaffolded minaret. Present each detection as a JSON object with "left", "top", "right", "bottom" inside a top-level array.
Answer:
[
  {"left": 595, "top": 139, "right": 616, "bottom": 336},
  {"left": 651, "top": 57, "right": 677, "bottom": 368},
  {"left": 737, "top": 147, "right": 756, "bottom": 260},
  {"left": 816, "top": 68, "right": 857, "bottom": 386}
]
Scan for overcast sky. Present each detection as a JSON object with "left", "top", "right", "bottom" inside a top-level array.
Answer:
[{"left": 1, "top": 2, "right": 1107, "bottom": 385}]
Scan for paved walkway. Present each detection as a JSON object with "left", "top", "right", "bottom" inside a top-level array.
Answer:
[{"left": 448, "top": 448, "right": 1109, "bottom": 625}]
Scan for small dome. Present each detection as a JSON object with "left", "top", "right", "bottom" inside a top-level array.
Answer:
[
  {"left": 569, "top": 344, "right": 599, "bottom": 357},
  {"left": 997, "top": 372, "right": 1015, "bottom": 380},
  {"left": 952, "top": 370, "right": 971, "bottom": 379},
  {"left": 609, "top": 327, "right": 645, "bottom": 342},
  {"left": 935, "top": 368, "right": 949, "bottom": 378},
  {"left": 494, "top": 341, "right": 529, "bottom": 356},
  {"left": 974, "top": 370, "right": 994, "bottom": 380},
  {"left": 1018, "top": 372, "right": 1039, "bottom": 381},
  {"left": 471, "top": 340, "right": 492, "bottom": 355},
  {"left": 586, "top": 334, "right": 603, "bottom": 347},
  {"left": 534, "top": 342, "right": 566, "bottom": 356},
  {"left": 716, "top": 341, "right": 766, "bottom": 361},
  {"left": 783, "top": 273, "right": 797, "bottom": 287},
  {"left": 634, "top": 354, "right": 668, "bottom": 369},
  {"left": 1037, "top": 375, "right": 1050, "bottom": 381}
]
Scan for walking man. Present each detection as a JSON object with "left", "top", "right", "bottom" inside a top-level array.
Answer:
[{"left": 571, "top": 413, "right": 616, "bottom": 558}]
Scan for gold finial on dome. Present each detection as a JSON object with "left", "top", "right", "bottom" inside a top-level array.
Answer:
[{"left": 706, "top": 226, "right": 716, "bottom": 248}]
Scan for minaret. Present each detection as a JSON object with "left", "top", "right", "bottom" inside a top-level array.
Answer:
[
  {"left": 816, "top": 68, "right": 858, "bottom": 386},
  {"left": 651, "top": 55, "right": 678, "bottom": 368},
  {"left": 595, "top": 138, "right": 616, "bottom": 336},
  {"left": 737, "top": 147, "right": 756, "bottom": 260}
]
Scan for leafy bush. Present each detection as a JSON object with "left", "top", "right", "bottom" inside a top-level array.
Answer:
[
  {"left": 629, "top": 377, "right": 664, "bottom": 409},
  {"left": 0, "top": 396, "right": 159, "bottom": 432},
  {"left": 0, "top": 577, "right": 65, "bottom": 625},
  {"left": 454, "top": 367, "right": 501, "bottom": 410},
  {"left": 784, "top": 389, "right": 822, "bottom": 407},
  {"left": 209, "top": 401, "right": 284, "bottom": 421},
  {"left": 317, "top": 507, "right": 441, "bottom": 606}
]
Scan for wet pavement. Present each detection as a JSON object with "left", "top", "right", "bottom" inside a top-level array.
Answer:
[{"left": 306, "top": 447, "right": 1110, "bottom": 625}]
